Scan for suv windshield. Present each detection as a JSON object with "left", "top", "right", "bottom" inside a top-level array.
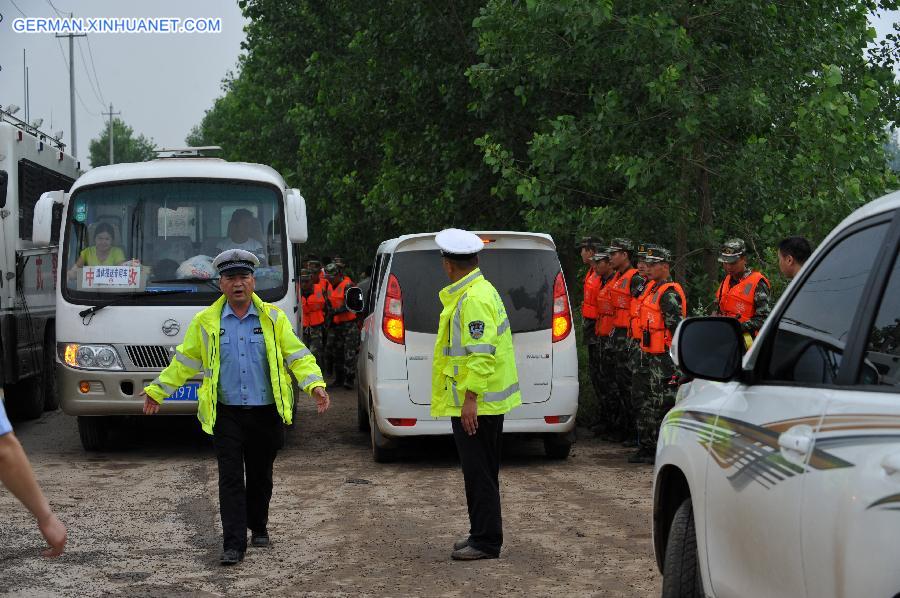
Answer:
[
  {"left": 62, "top": 180, "right": 287, "bottom": 304},
  {"left": 390, "top": 248, "right": 558, "bottom": 334}
]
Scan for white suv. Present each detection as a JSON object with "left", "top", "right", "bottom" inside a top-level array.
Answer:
[
  {"left": 654, "top": 191, "right": 900, "bottom": 597},
  {"left": 355, "top": 231, "right": 578, "bottom": 462}
]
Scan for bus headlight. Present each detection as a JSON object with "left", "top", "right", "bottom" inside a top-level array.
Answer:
[{"left": 60, "top": 343, "right": 124, "bottom": 370}]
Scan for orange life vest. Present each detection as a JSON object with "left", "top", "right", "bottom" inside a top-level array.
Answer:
[
  {"left": 329, "top": 276, "right": 357, "bottom": 324},
  {"left": 582, "top": 270, "right": 601, "bottom": 319},
  {"left": 717, "top": 271, "right": 768, "bottom": 324},
  {"left": 630, "top": 280, "right": 657, "bottom": 340},
  {"left": 302, "top": 286, "right": 327, "bottom": 327},
  {"left": 609, "top": 267, "right": 639, "bottom": 329},
  {"left": 594, "top": 275, "right": 617, "bottom": 337},
  {"left": 639, "top": 281, "right": 687, "bottom": 354}
]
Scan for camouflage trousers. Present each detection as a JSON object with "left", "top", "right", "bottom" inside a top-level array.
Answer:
[
  {"left": 302, "top": 325, "right": 326, "bottom": 369},
  {"left": 607, "top": 329, "right": 638, "bottom": 439},
  {"left": 632, "top": 352, "right": 677, "bottom": 452},
  {"left": 327, "top": 321, "right": 360, "bottom": 383},
  {"left": 595, "top": 334, "right": 622, "bottom": 436}
]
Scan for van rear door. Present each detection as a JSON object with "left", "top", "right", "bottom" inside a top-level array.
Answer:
[{"left": 390, "top": 243, "right": 560, "bottom": 406}]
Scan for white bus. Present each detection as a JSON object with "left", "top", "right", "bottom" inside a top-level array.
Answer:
[
  {"left": 32, "top": 152, "right": 308, "bottom": 449},
  {"left": 0, "top": 108, "right": 79, "bottom": 419}
]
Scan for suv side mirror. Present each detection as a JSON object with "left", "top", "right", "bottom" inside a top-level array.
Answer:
[
  {"left": 672, "top": 317, "right": 745, "bottom": 382},
  {"left": 345, "top": 286, "right": 365, "bottom": 313},
  {"left": 33, "top": 190, "right": 67, "bottom": 246}
]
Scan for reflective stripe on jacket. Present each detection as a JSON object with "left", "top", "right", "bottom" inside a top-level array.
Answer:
[
  {"left": 143, "top": 292, "right": 326, "bottom": 435},
  {"left": 431, "top": 268, "right": 521, "bottom": 417},
  {"left": 717, "top": 271, "right": 768, "bottom": 324},
  {"left": 582, "top": 270, "right": 600, "bottom": 319},
  {"left": 639, "top": 282, "right": 687, "bottom": 354}
]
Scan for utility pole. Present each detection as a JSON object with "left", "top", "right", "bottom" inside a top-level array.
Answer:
[
  {"left": 102, "top": 104, "right": 120, "bottom": 165},
  {"left": 56, "top": 21, "right": 86, "bottom": 159}
]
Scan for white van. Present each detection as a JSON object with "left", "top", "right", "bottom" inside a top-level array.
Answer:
[
  {"left": 654, "top": 190, "right": 900, "bottom": 597},
  {"left": 355, "top": 231, "right": 578, "bottom": 461}
]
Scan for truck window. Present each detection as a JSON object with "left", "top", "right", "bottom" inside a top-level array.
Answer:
[{"left": 389, "top": 248, "right": 558, "bottom": 334}]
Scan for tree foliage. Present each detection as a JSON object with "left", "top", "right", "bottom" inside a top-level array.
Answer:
[
  {"left": 88, "top": 118, "right": 156, "bottom": 168},
  {"left": 190, "top": 0, "right": 900, "bottom": 307}
]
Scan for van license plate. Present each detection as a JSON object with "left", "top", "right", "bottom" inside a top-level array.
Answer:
[{"left": 170, "top": 383, "right": 199, "bottom": 401}]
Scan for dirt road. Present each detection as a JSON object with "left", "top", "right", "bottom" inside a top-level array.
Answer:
[{"left": 0, "top": 390, "right": 660, "bottom": 597}]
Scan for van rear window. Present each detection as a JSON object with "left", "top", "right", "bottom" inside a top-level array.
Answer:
[{"left": 389, "top": 248, "right": 559, "bottom": 334}]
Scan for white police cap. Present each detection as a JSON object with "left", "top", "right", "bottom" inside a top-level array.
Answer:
[
  {"left": 212, "top": 248, "right": 260, "bottom": 275},
  {"left": 435, "top": 228, "right": 484, "bottom": 258}
]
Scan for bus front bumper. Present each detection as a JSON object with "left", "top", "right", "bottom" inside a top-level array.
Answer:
[{"left": 58, "top": 364, "right": 199, "bottom": 416}]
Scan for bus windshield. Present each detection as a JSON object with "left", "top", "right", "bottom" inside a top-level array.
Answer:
[{"left": 62, "top": 180, "right": 288, "bottom": 304}]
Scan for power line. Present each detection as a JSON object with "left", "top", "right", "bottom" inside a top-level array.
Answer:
[
  {"left": 44, "top": 0, "right": 64, "bottom": 17},
  {"left": 9, "top": 0, "right": 27, "bottom": 17},
  {"left": 76, "top": 37, "right": 105, "bottom": 107},
  {"left": 54, "top": 37, "right": 100, "bottom": 118},
  {"left": 84, "top": 36, "right": 107, "bottom": 106}
]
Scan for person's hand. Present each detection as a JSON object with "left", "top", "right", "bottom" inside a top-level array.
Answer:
[
  {"left": 312, "top": 387, "right": 330, "bottom": 413},
  {"left": 37, "top": 512, "right": 67, "bottom": 557},
  {"left": 461, "top": 391, "right": 478, "bottom": 436},
  {"left": 141, "top": 391, "right": 160, "bottom": 415}
]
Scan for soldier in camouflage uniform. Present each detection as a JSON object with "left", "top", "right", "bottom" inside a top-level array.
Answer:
[
  {"left": 630, "top": 247, "right": 686, "bottom": 464},
  {"left": 589, "top": 248, "right": 617, "bottom": 438},
  {"left": 627, "top": 243, "right": 658, "bottom": 438},
  {"left": 713, "top": 238, "right": 771, "bottom": 340},
  {"left": 299, "top": 269, "right": 327, "bottom": 365},
  {"left": 324, "top": 262, "right": 360, "bottom": 389},
  {"left": 606, "top": 238, "right": 646, "bottom": 446}
]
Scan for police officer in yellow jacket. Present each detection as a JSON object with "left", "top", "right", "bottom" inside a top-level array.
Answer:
[
  {"left": 432, "top": 229, "right": 521, "bottom": 561},
  {"left": 140, "top": 249, "right": 330, "bottom": 566}
]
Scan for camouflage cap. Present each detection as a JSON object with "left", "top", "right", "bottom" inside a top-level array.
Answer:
[
  {"left": 323, "top": 262, "right": 341, "bottom": 276},
  {"left": 607, "top": 237, "right": 633, "bottom": 252},
  {"left": 332, "top": 256, "right": 345, "bottom": 266},
  {"left": 644, "top": 246, "right": 672, "bottom": 264},
  {"left": 306, "top": 259, "right": 322, "bottom": 269},
  {"left": 636, "top": 242, "right": 658, "bottom": 261},
  {"left": 575, "top": 236, "right": 601, "bottom": 250},
  {"left": 718, "top": 238, "right": 746, "bottom": 263},
  {"left": 589, "top": 247, "right": 611, "bottom": 261},
  {"left": 299, "top": 268, "right": 312, "bottom": 281}
]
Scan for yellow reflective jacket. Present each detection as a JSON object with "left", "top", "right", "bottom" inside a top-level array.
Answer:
[
  {"left": 431, "top": 268, "right": 521, "bottom": 417},
  {"left": 144, "top": 293, "right": 325, "bottom": 435}
]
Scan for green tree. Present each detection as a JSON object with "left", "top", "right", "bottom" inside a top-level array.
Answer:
[{"left": 88, "top": 118, "right": 156, "bottom": 167}]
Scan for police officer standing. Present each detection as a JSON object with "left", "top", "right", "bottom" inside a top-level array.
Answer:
[
  {"left": 432, "top": 228, "right": 521, "bottom": 561},
  {"left": 630, "top": 247, "right": 686, "bottom": 464},
  {"left": 141, "top": 249, "right": 330, "bottom": 566},
  {"left": 714, "top": 238, "right": 771, "bottom": 339}
]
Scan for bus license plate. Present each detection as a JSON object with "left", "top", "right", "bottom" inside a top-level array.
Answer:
[{"left": 170, "top": 383, "right": 200, "bottom": 401}]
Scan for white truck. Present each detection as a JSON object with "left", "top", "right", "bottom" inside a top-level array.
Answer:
[
  {"left": 31, "top": 151, "right": 309, "bottom": 449},
  {"left": 0, "top": 108, "right": 79, "bottom": 419}
]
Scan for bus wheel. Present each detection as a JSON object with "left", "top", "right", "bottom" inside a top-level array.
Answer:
[
  {"left": 78, "top": 416, "right": 109, "bottom": 451},
  {"left": 43, "top": 332, "right": 59, "bottom": 411}
]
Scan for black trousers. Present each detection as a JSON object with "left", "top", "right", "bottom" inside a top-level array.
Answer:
[
  {"left": 213, "top": 403, "right": 285, "bottom": 552},
  {"left": 451, "top": 414, "right": 504, "bottom": 556}
]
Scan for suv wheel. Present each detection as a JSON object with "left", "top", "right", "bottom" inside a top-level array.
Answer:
[
  {"left": 78, "top": 416, "right": 109, "bottom": 451},
  {"left": 543, "top": 434, "right": 573, "bottom": 459},
  {"left": 662, "top": 498, "right": 704, "bottom": 598},
  {"left": 357, "top": 387, "right": 370, "bottom": 433},
  {"left": 369, "top": 398, "right": 396, "bottom": 463}
]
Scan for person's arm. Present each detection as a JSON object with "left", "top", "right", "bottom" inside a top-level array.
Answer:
[
  {"left": 456, "top": 295, "right": 502, "bottom": 435},
  {"left": 0, "top": 433, "right": 67, "bottom": 556},
  {"left": 140, "top": 319, "right": 204, "bottom": 413},
  {"left": 662, "top": 288, "right": 684, "bottom": 338},
  {"left": 743, "top": 278, "right": 771, "bottom": 335}
]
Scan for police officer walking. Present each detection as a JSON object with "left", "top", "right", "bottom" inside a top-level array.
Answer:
[
  {"left": 432, "top": 228, "right": 521, "bottom": 561},
  {"left": 630, "top": 247, "right": 686, "bottom": 464},
  {"left": 141, "top": 249, "right": 330, "bottom": 566},
  {"left": 714, "top": 238, "right": 771, "bottom": 339}
]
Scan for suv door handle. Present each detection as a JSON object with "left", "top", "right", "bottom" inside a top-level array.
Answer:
[
  {"left": 778, "top": 425, "right": 814, "bottom": 455},
  {"left": 881, "top": 453, "right": 900, "bottom": 476}
]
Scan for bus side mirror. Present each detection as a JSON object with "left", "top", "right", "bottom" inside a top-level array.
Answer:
[
  {"left": 345, "top": 287, "right": 365, "bottom": 313},
  {"left": 33, "top": 190, "right": 67, "bottom": 246},
  {"left": 285, "top": 188, "right": 308, "bottom": 243}
]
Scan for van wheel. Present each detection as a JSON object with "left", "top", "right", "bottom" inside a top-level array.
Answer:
[
  {"left": 369, "top": 399, "right": 396, "bottom": 463},
  {"left": 43, "top": 331, "right": 59, "bottom": 411},
  {"left": 543, "top": 435, "right": 573, "bottom": 459},
  {"left": 662, "top": 498, "right": 704, "bottom": 598},
  {"left": 357, "top": 391, "right": 370, "bottom": 433},
  {"left": 78, "top": 416, "right": 109, "bottom": 451}
]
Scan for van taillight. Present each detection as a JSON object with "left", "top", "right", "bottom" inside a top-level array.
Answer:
[
  {"left": 382, "top": 273, "right": 405, "bottom": 344},
  {"left": 552, "top": 271, "right": 571, "bottom": 342}
]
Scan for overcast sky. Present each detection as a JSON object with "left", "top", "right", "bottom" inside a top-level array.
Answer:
[{"left": 1, "top": 2, "right": 898, "bottom": 169}]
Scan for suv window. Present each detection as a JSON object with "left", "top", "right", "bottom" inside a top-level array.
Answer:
[
  {"left": 862, "top": 248, "right": 900, "bottom": 387},
  {"left": 389, "top": 248, "right": 559, "bottom": 334},
  {"left": 763, "top": 222, "right": 889, "bottom": 384}
]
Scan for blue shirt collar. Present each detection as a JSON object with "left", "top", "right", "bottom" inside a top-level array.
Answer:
[{"left": 222, "top": 301, "right": 258, "bottom": 320}]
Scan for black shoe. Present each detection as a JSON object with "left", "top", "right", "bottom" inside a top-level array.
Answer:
[
  {"left": 451, "top": 545, "right": 498, "bottom": 561},
  {"left": 220, "top": 549, "right": 245, "bottom": 565},
  {"left": 251, "top": 531, "right": 270, "bottom": 548},
  {"left": 453, "top": 537, "right": 469, "bottom": 551}
]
